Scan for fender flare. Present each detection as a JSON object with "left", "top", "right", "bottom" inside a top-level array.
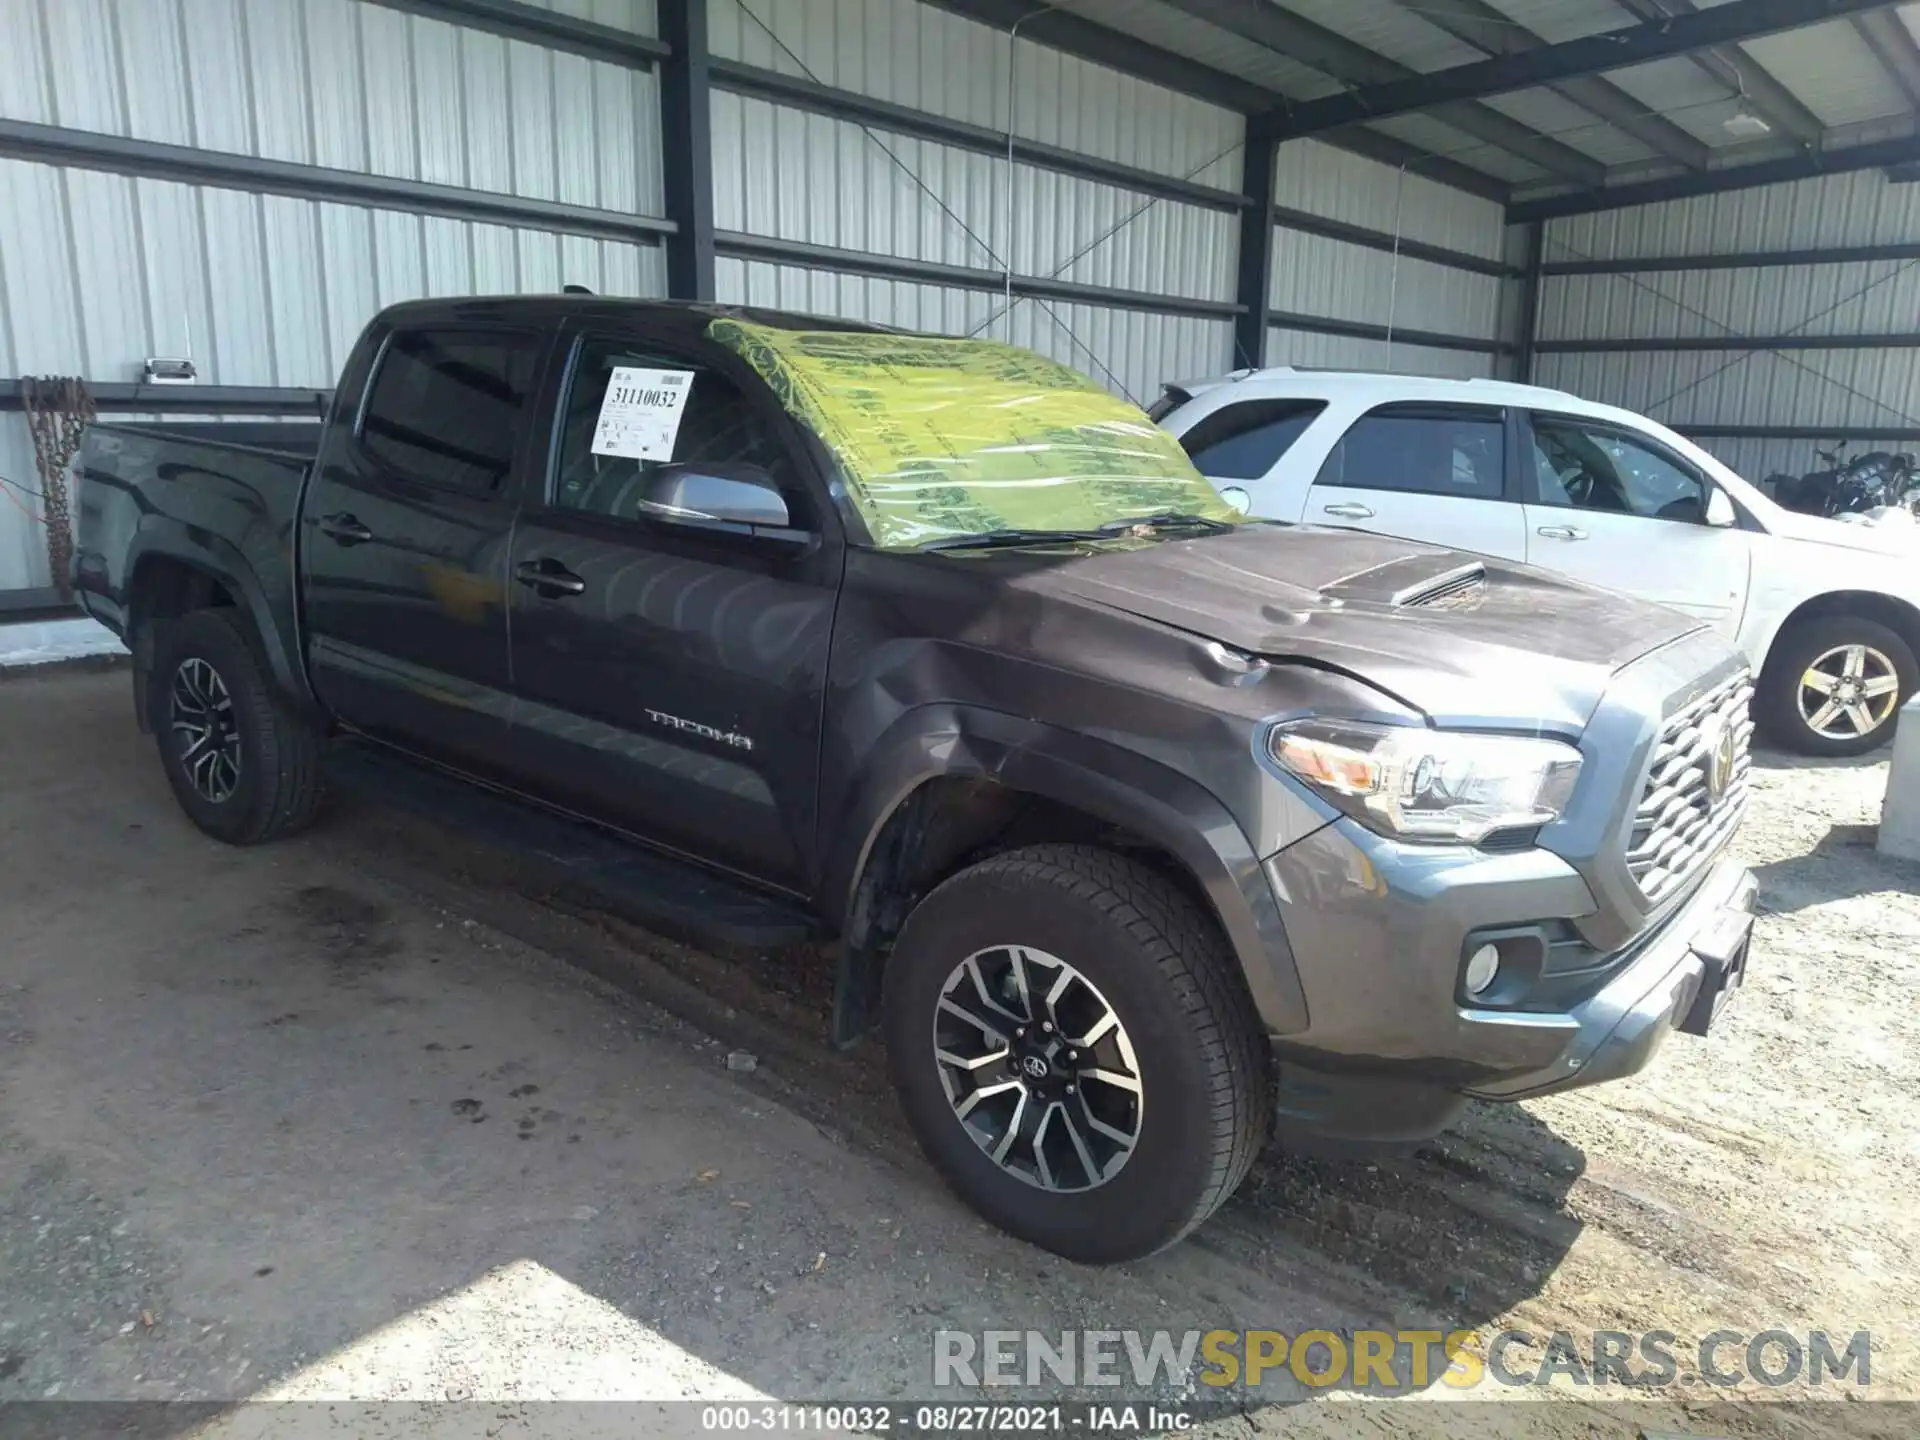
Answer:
[
  {"left": 822, "top": 704, "right": 1308, "bottom": 1044},
  {"left": 124, "top": 522, "right": 316, "bottom": 714}
]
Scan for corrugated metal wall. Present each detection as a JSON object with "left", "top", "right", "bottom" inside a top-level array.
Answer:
[
  {"left": 0, "top": 0, "right": 671, "bottom": 593},
  {"left": 1268, "top": 139, "right": 1509, "bottom": 380},
  {"left": 706, "top": 0, "right": 1241, "bottom": 410},
  {"left": 1531, "top": 169, "right": 1920, "bottom": 484},
  {"left": 0, "top": 0, "right": 1516, "bottom": 593}
]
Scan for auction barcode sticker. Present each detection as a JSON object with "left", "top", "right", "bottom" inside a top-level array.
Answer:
[{"left": 591, "top": 366, "right": 695, "bottom": 462}]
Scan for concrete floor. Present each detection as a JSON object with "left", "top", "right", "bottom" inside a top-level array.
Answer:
[
  {"left": 0, "top": 666, "right": 1367, "bottom": 1431},
  {"left": 4, "top": 665, "right": 1911, "bottom": 1440}
]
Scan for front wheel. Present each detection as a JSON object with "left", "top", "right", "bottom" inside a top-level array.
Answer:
[
  {"left": 148, "top": 608, "right": 326, "bottom": 844},
  {"left": 882, "top": 845, "right": 1271, "bottom": 1263},
  {"left": 1757, "top": 617, "right": 1915, "bottom": 756}
]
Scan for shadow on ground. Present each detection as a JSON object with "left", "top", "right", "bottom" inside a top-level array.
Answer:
[{"left": 0, "top": 668, "right": 1590, "bottom": 1440}]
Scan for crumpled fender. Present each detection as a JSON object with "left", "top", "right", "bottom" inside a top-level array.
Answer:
[{"left": 820, "top": 703, "right": 1309, "bottom": 1042}]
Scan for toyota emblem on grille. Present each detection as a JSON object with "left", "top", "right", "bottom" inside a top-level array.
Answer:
[{"left": 1703, "top": 716, "right": 1736, "bottom": 801}]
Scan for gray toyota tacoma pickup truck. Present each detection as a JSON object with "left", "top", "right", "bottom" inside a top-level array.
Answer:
[{"left": 74, "top": 298, "right": 1758, "bottom": 1263}]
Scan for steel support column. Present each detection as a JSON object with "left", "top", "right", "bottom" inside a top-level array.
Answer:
[
  {"left": 658, "top": 0, "right": 715, "bottom": 301},
  {"left": 1235, "top": 132, "right": 1278, "bottom": 371},
  {"left": 1515, "top": 222, "right": 1543, "bottom": 383}
]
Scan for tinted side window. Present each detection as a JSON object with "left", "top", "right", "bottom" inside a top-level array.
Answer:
[
  {"left": 552, "top": 338, "right": 801, "bottom": 524},
  {"left": 1316, "top": 404, "right": 1505, "bottom": 500},
  {"left": 359, "top": 329, "right": 543, "bottom": 494},
  {"left": 1178, "top": 399, "right": 1327, "bottom": 480},
  {"left": 1530, "top": 416, "right": 1709, "bottom": 522}
]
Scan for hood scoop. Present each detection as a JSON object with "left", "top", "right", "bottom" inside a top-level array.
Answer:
[
  {"left": 1392, "top": 561, "right": 1487, "bottom": 611},
  {"left": 1319, "top": 555, "right": 1488, "bottom": 611}
]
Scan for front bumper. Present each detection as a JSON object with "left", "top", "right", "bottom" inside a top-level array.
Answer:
[{"left": 1259, "top": 816, "right": 1756, "bottom": 1142}]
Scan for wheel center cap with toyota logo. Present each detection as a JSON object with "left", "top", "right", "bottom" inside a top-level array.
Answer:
[
  {"left": 1021, "top": 1055, "right": 1051, "bottom": 1081},
  {"left": 1702, "top": 715, "right": 1736, "bottom": 802}
]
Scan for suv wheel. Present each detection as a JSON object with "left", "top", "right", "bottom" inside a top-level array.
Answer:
[
  {"left": 149, "top": 609, "right": 326, "bottom": 844},
  {"left": 1758, "top": 617, "right": 1915, "bottom": 757},
  {"left": 882, "top": 844, "right": 1271, "bottom": 1263}
]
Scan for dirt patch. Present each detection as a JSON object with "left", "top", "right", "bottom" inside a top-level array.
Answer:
[
  {"left": 341, "top": 746, "right": 1918, "bottom": 1428},
  {"left": 279, "top": 885, "right": 402, "bottom": 979}
]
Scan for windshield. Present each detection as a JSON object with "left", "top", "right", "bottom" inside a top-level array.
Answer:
[{"left": 709, "top": 319, "right": 1236, "bottom": 550}]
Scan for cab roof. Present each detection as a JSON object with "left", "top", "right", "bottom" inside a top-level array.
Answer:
[{"left": 370, "top": 295, "right": 895, "bottom": 345}]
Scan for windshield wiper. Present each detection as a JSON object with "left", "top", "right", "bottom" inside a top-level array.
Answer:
[
  {"left": 918, "top": 527, "right": 1111, "bottom": 552},
  {"left": 1099, "top": 511, "right": 1234, "bottom": 536},
  {"left": 921, "top": 512, "right": 1236, "bottom": 552}
]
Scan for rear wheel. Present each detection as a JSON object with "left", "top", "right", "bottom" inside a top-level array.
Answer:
[
  {"left": 1758, "top": 617, "right": 1915, "bottom": 756},
  {"left": 882, "top": 844, "right": 1271, "bottom": 1263},
  {"left": 148, "top": 608, "right": 325, "bottom": 844}
]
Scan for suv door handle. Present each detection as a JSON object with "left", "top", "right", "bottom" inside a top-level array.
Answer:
[
  {"left": 514, "top": 558, "right": 587, "bottom": 597},
  {"left": 317, "top": 512, "right": 374, "bottom": 545},
  {"left": 1536, "top": 524, "right": 1588, "bottom": 541},
  {"left": 1322, "top": 502, "right": 1375, "bottom": 519}
]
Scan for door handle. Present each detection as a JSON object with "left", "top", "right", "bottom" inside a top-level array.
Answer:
[
  {"left": 514, "top": 558, "right": 587, "bottom": 597},
  {"left": 317, "top": 512, "right": 374, "bottom": 545},
  {"left": 1322, "top": 502, "right": 1375, "bottom": 519},
  {"left": 1536, "top": 524, "right": 1588, "bottom": 541}
]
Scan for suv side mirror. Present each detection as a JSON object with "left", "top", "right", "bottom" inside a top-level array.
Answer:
[
  {"left": 1705, "top": 488, "right": 1737, "bottom": 528},
  {"left": 639, "top": 463, "right": 791, "bottom": 529}
]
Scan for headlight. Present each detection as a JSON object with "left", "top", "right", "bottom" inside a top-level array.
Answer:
[{"left": 1268, "top": 719, "right": 1582, "bottom": 843}]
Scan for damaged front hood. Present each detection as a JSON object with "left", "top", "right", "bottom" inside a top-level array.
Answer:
[{"left": 1014, "top": 525, "right": 1708, "bottom": 732}]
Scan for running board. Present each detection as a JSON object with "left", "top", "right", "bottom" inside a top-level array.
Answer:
[{"left": 326, "top": 742, "right": 815, "bottom": 952}]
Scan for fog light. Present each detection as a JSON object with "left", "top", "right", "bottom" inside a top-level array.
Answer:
[{"left": 1464, "top": 943, "right": 1501, "bottom": 996}]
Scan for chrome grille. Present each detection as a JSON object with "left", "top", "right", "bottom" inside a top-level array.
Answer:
[{"left": 1626, "top": 670, "right": 1754, "bottom": 906}]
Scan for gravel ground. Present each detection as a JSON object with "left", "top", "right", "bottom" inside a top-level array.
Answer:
[{"left": 0, "top": 665, "right": 1914, "bottom": 1440}]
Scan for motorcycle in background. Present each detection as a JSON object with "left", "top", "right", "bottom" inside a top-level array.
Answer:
[{"left": 1762, "top": 441, "right": 1920, "bottom": 520}]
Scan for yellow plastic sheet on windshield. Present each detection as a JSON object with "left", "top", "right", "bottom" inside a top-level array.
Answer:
[{"left": 708, "top": 319, "right": 1234, "bottom": 550}]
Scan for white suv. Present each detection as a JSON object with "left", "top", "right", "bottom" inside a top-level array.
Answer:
[{"left": 1155, "top": 369, "right": 1919, "bottom": 756}]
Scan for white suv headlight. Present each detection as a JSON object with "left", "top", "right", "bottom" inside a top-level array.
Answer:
[{"left": 1269, "top": 719, "right": 1583, "bottom": 843}]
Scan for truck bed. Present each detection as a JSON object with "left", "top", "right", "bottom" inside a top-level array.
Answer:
[{"left": 74, "top": 420, "right": 326, "bottom": 702}]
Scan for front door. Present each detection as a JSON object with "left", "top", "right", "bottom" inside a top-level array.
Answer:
[
  {"left": 1519, "top": 411, "right": 1749, "bottom": 632},
  {"left": 504, "top": 330, "right": 840, "bottom": 889},
  {"left": 302, "top": 323, "right": 549, "bottom": 775},
  {"left": 1300, "top": 402, "right": 1527, "bottom": 561}
]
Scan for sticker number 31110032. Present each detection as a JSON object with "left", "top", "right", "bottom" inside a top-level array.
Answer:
[{"left": 591, "top": 366, "right": 696, "bottom": 462}]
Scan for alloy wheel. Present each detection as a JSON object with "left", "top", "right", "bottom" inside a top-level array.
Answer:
[
  {"left": 931, "top": 945, "right": 1143, "bottom": 1193},
  {"left": 169, "top": 657, "right": 243, "bottom": 803},
  {"left": 1797, "top": 644, "right": 1901, "bottom": 740}
]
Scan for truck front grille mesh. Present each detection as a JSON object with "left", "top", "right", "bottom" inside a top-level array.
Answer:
[{"left": 1626, "top": 670, "right": 1753, "bottom": 907}]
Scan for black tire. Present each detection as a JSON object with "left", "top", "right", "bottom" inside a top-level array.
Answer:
[
  {"left": 1757, "top": 616, "right": 1917, "bottom": 757},
  {"left": 882, "top": 844, "right": 1271, "bottom": 1264},
  {"left": 148, "top": 608, "right": 326, "bottom": 844}
]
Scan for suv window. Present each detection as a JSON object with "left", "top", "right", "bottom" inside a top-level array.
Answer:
[
  {"left": 1316, "top": 404, "right": 1505, "bottom": 500},
  {"left": 1177, "top": 399, "right": 1326, "bottom": 480},
  {"left": 1530, "top": 415, "right": 1709, "bottom": 522},
  {"left": 552, "top": 337, "right": 800, "bottom": 523},
  {"left": 359, "top": 329, "right": 543, "bottom": 494}
]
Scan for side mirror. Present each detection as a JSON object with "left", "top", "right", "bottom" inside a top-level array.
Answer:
[
  {"left": 1705, "top": 488, "right": 1737, "bottom": 528},
  {"left": 639, "top": 462, "right": 791, "bottom": 529}
]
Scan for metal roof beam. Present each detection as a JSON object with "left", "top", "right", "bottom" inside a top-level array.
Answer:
[
  {"left": 1390, "top": 0, "right": 1711, "bottom": 169},
  {"left": 1573, "top": 0, "right": 1823, "bottom": 145},
  {"left": 920, "top": 0, "right": 1279, "bottom": 112},
  {"left": 1509, "top": 133, "right": 1920, "bottom": 218},
  {"left": 1256, "top": 0, "right": 1901, "bottom": 139},
  {"left": 364, "top": 0, "right": 668, "bottom": 67},
  {"left": 1160, "top": 0, "right": 1605, "bottom": 184},
  {"left": 1311, "top": 122, "right": 1514, "bottom": 200},
  {"left": 921, "top": 0, "right": 1514, "bottom": 198},
  {"left": 1851, "top": 11, "right": 1920, "bottom": 111}
]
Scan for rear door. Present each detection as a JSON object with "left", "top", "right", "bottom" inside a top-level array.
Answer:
[
  {"left": 1174, "top": 397, "right": 1327, "bottom": 518},
  {"left": 303, "top": 324, "right": 550, "bottom": 774},
  {"left": 1520, "top": 410, "right": 1749, "bottom": 630},
  {"left": 503, "top": 327, "right": 841, "bottom": 890},
  {"left": 1300, "top": 402, "right": 1527, "bottom": 561}
]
